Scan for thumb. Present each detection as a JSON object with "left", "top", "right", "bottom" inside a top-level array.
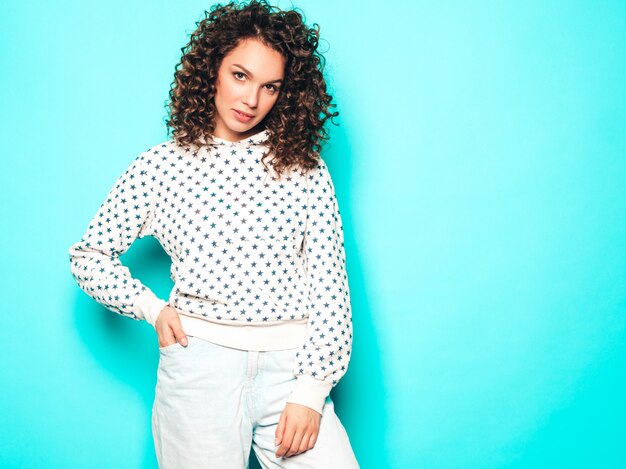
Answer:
[
  {"left": 275, "top": 407, "right": 286, "bottom": 446},
  {"left": 170, "top": 315, "right": 188, "bottom": 346}
]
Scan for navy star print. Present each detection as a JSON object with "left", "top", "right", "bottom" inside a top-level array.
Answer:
[{"left": 68, "top": 129, "right": 353, "bottom": 403}]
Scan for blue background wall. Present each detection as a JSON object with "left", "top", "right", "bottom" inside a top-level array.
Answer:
[{"left": 2, "top": 1, "right": 625, "bottom": 467}]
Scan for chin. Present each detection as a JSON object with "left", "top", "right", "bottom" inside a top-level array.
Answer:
[{"left": 231, "top": 121, "right": 257, "bottom": 133}]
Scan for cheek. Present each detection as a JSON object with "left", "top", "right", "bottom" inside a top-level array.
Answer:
[
  {"left": 260, "top": 95, "right": 279, "bottom": 114},
  {"left": 216, "top": 79, "right": 236, "bottom": 102}
]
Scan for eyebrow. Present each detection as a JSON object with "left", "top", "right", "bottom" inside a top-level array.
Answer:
[{"left": 232, "top": 63, "right": 284, "bottom": 84}]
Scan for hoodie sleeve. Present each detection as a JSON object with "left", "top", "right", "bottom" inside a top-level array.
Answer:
[
  {"left": 285, "top": 159, "right": 354, "bottom": 415},
  {"left": 68, "top": 152, "right": 167, "bottom": 327}
]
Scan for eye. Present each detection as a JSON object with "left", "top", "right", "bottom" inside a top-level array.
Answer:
[
  {"left": 233, "top": 72, "right": 245, "bottom": 80},
  {"left": 265, "top": 84, "right": 280, "bottom": 93}
]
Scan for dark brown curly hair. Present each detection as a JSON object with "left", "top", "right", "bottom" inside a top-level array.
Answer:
[{"left": 164, "top": 0, "right": 339, "bottom": 176}]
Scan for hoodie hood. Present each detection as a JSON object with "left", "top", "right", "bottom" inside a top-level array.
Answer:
[
  {"left": 196, "top": 128, "right": 277, "bottom": 184},
  {"left": 199, "top": 128, "right": 270, "bottom": 147}
]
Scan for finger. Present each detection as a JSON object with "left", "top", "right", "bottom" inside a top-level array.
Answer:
[
  {"left": 307, "top": 430, "right": 318, "bottom": 450},
  {"left": 300, "top": 431, "right": 315, "bottom": 453},
  {"left": 158, "top": 324, "right": 176, "bottom": 347},
  {"left": 285, "top": 426, "right": 304, "bottom": 458},
  {"left": 172, "top": 325, "right": 188, "bottom": 346},
  {"left": 165, "top": 310, "right": 186, "bottom": 346},
  {"left": 298, "top": 431, "right": 312, "bottom": 454},
  {"left": 275, "top": 410, "right": 286, "bottom": 448},
  {"left": 276, "top": 420, "right": 295, "bottom": 458}
]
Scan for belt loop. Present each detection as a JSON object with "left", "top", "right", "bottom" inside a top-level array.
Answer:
[{"left": 246, "top": 351, "right": 259, "bottom": 379}]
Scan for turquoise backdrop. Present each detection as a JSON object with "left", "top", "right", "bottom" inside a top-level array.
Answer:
[{"left": 2, "top": 1, "right": 625, "bottom": 468}]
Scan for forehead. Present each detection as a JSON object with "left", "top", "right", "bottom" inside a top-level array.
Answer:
[{"left": 222, "top": 38, "right": 285, "bottom": 78}]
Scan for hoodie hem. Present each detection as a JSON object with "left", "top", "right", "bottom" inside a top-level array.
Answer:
[{"left": 176, "top": 311, "right": 309, "bottom": 351}]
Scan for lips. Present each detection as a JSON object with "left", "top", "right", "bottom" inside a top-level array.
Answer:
[{"left": 234, "top": 109, "right": 254, "bottom": 118}]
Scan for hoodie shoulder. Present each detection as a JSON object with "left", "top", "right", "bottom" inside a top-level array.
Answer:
[
  {"left": 139, "top": 138, "right": 189, "bottom": 165},
  {"left": 302, "top": 155, "right": 328, "bottom": 179},
  {"left": 141, "top": 138, "right": 177, "bottom": 155}
]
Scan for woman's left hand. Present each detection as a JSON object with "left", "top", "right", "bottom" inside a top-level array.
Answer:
[{"left": 275, "top": 402, "right": 321, "bottom": 458}]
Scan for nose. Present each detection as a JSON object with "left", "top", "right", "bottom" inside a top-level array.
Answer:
[{"left": 242, "top": 85, "right": 258, "bottom": 109}]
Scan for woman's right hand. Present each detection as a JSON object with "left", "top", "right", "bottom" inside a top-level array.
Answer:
[{"left": 155, "top": 305, "right": 188, "bottom": 348}]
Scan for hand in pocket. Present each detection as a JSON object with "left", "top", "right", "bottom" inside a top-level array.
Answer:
[{"left": 155, "top": 305, "right": 188, "bottom": 348}]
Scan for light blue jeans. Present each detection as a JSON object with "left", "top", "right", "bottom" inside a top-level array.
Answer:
[{"left": 152, "top": 335, "right": 360, "bottom": 469}]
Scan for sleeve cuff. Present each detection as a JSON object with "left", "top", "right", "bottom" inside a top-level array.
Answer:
[
  {"left": 285, "top": 374, "right": 333, "bottom": 416},
  {"left": 134, "top": 289, "right": 168, "bottom": 327}
]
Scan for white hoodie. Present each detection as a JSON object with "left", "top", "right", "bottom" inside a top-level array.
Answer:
[{"left": 68, "top": 128, "right": 353, "bottom": 415}]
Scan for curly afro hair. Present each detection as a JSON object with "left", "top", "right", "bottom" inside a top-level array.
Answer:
[{"left": 164, "top": 0, "right": 340, "bottom": 176}]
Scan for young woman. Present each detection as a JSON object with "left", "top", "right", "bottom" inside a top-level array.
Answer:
[{"left": 68, "top": 1, "right": 358, "bottom": 467}]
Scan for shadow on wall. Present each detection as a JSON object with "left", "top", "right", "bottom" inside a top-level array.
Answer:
[{"left": 321, "top": 126, "right": 390, "bottom": 467}]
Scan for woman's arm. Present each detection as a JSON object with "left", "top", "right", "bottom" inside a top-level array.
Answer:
[
  {"left": 286, "top": 158, "right": 354, "bottom": 415},
  {"left": 68, "top": 152, "right": 167, "bottom": 326}
]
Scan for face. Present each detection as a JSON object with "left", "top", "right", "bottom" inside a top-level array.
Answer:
[{"left": 212, "top": 37, "right": 286, "bottom": 142}]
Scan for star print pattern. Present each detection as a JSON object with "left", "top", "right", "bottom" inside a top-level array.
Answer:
[{"left": 68, "top": 129, "right": 353, "bottom": 409}]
